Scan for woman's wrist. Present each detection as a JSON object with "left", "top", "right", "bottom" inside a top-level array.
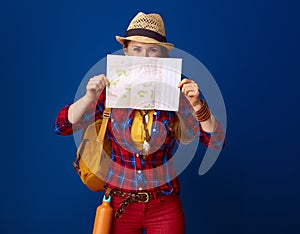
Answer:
[
  {"left": 192, "top": 99, "right": 202, "bottom": 112},
  {"left": 82, "top": 94, "right": 99, "bottom": 109}
]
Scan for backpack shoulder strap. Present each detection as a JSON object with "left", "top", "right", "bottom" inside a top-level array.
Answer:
[{"left": 97, "top": 106, "right": 111, "bottom": 144}]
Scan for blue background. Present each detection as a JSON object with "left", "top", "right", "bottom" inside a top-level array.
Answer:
[{"left": 1, "top": 0, "right": 300, "bottom": 233}]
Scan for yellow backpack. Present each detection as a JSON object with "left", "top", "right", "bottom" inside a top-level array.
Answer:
[{"left": 72, "top": 107, "right": 111, "bottom": 192}]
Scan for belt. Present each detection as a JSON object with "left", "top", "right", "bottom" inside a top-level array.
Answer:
[{"left": 108, "top": 189, "right": 164, "bottom": 218}]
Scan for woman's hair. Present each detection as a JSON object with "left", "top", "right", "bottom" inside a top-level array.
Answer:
[
  {"left": 123, "top": 40, "right": 170, "bottom": 58},
  {"left": 160, "top": 46, "right": 170, "bottom": 58}
]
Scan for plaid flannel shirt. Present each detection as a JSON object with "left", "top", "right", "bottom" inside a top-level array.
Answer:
[{"left": 54, "top": 91, "right": 225, "bottom": 195}]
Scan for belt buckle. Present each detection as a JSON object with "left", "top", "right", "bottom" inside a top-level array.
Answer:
[{"left": 137, "top": 192, "right": 150, "bottom": 203}]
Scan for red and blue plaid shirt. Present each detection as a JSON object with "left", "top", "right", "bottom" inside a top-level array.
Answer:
[{"left": 54, "top": 91, "right": 224, "bottom": 195}]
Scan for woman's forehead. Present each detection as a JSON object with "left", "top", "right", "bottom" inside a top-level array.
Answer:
[{"left": 128, "top": 41, "right": 160, "bottom": 48}]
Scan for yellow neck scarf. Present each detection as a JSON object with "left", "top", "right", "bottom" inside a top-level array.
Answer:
[{"left": 131, "top": 110, "right": 155, "bottom": 151}]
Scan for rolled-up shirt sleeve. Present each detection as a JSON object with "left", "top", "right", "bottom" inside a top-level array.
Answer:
[
  {"left": 54, "top": 104, "right": 87, "bottom": 136},
  {"left": 178, "top": 95, "right": 225, "bottom": 150},
  {"left": 54, "top": 92, "right": 106, "bottom": 136},
  {"left": 199, "top": 120, "right": 225, "bottom": 149}
]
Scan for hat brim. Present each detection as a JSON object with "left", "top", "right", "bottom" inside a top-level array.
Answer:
[{"left": 116, "top": 35, "right": 174, "bottom": 51}]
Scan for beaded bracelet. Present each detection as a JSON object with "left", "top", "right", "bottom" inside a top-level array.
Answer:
[{"left": 195, "top": 99, "right": 211, "bottom": 122}]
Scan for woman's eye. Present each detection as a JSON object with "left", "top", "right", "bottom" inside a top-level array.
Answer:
[
  {"left": 133, "top": 47, "right": 141, "bottom": 52},
  {"left": 149, "top": 48, "right": 159, "bottom": 53}
]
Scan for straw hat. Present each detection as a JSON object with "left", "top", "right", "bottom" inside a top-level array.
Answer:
[{"left": 116, "top": 12, "right": 174, "bottom": 51}]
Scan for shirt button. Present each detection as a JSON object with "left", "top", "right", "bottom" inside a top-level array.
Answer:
[
  {"left": 153, "top": 128, "right": 156, "bottom": 132},
  {"left": 137, "top": 170, "right": 141, "bottom": 174},
  {"left": 136, "top": 154, "right": 139, "bottom": 157},
  {"left": 139, "top": 187, "right": 143, "bottom": 190}
]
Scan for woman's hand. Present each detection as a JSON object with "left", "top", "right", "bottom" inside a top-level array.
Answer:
[
  {"left": 68, "top": 74, "right": 108, "bottom": 124},
  {"left": 177, "top": 78, "right": 201, "bottom": 110},
  {"left": 85, "top": 74, "right": 109, "bottom": 101},
  {"left": 178, "top": 78, "right": 216, "bottom": 132}
]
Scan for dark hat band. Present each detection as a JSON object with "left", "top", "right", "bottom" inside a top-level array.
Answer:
[{"left": 125, "top": 28, "right": 167, "bottom": 43}]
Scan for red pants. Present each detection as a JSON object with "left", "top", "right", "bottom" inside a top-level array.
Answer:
[{"left": 111, "top": 194, "right": 185, "bottom": 234}]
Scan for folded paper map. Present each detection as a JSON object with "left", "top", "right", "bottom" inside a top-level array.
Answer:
[{"left": 106, "top": 55, "right": 182, "bottom": 111}]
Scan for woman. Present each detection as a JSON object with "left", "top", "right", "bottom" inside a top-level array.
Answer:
[{"left": 54, "top": 12, "right": 224, "bottom": 234}]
